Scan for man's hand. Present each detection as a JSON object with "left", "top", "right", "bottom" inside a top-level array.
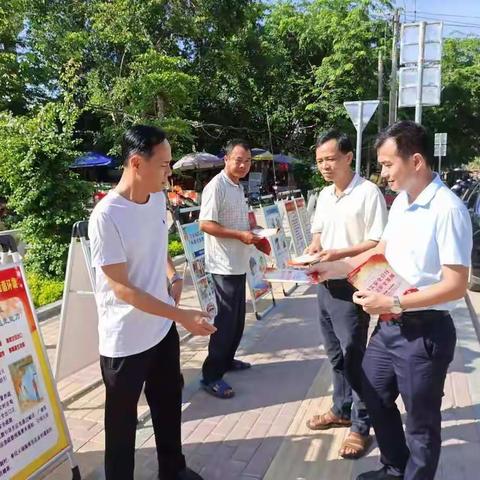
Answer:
[
  {"left": 305, "top": 243, "right": 321, "bottom": 255},
  {"left": 317, "top": 249, "right": 342, "bottom": 262},
  {"left": 239, "top": 231, "right": 261, "bottom": 245},
  {"left": 170, "top": 280, "right": 183, "bottom": 306},
  {"left": 308, "top": 260, "right": 349, "bottom": 283},
  {"left": 352, "top": 291, "right": 394, "bottom": 315},
  {"left": 178, "top": 309, "right": 217, "bottom": 336}
]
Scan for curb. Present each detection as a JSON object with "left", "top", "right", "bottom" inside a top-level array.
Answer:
[
  {"left": 36, "top": 300, "right": 63, "bottom": 322},
  {"left": 465, "top": 293, "right": 480, "bottom": 344}
]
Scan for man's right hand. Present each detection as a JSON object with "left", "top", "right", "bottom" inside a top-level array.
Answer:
[
  {"left": 239, "top": 231, "right": 261, "bottom": 245},
  {"left": 305, "top": 243, "right": 321, "bottom": 255},
  {"left": 179, "top": 309, "right": 217, "bottom": 336},
  {"left": 307, "top": 260, "right": 349, "bottom": 283}
]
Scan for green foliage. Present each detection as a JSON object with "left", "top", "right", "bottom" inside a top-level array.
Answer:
[
  {"left": 424, "top": 38, "right": 480, "bottom": 167},
  {"left": 168, "top": 240, "right": 184, "bottom": 258},
  {"left": 293, "top": 159, "right": 327, "bottom": 195},
  {"left": 0, "top": 0, "right": 27, "bottom": 113},
  {"left": 0, "top": 64, "right": 92, "bottom": 277},
  {"left": 27, "top": 272, "right": 64, "bottom": 308}
]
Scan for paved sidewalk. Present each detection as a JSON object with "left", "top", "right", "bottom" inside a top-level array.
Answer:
[{"left": 40, "top": 286, "right": 480, "bottom": 480}]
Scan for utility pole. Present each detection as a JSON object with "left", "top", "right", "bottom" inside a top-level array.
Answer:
[
  {"left": 388, "top": 9, "right": 400, "bottom": 125},
  {"left": 378, "top": 49, "right": 384, "bottom": 132}
]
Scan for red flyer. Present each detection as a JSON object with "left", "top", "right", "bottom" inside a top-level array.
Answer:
[{"left": 347, "top": 254, "right": 418, "bottom": 296}]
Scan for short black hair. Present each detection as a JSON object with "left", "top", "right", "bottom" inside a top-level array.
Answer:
[
  {"left": 121, "top": 125, "right": 167, "bottom": 166},
  {"left": 225, "top": 139, "right": 251, "bottom": 156},
  {"left": 316, "top": 130, "right": 353, "bottom": 154},
  {"left": 375, "top": 121, "right": 433, "bottom": 168}
]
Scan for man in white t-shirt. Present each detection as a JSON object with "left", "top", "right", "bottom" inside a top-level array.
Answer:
[
  {"left": 89, "top": 125, "right": 215, "bottom": 480},
  {"left": 199, "top": 140, "right": 260, "bottom": 399},
  {"left": 305, "top": 130, "right": 387, "bottom": 460},
  {"left": 310, "top": 121, "right": 472, "bottom": 480}
]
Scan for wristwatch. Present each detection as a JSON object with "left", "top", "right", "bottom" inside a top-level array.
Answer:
[
  {"left": 170, "top": 272, "right": 183, "bottom": 285},
  {"left": 390, "top": 296, "right": 403, "bottom": 315}
]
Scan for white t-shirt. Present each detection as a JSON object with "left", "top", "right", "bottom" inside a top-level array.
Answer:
[
  {"left": 311, "top": 174, "right": 388, "bottom": 250},
  {"left": 88, "top": 190, "right": 173, "bottom": 358},
  {"left": 383, "top": 174, "right": 472, "bottom": 312},
  {"left": 199, "top": 171, "right": 252, "bottom": 275}
]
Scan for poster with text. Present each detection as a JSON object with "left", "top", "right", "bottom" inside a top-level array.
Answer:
[
  {"left": 262, "top": 205, "right": 291, "bottom": 269},
  {"left": 283, "top": 200, "right": 307, "bottom": 255},
  {"left": 180, "top": 223, "right": 217, "bottom": 319},
  {"left": 295, "top": 197, "right": 313, "bottom": 244},
  {"left": 246, "top": 250, "right": 271, "bottom": 300},
  {"left": 0, "top": 265, "right": 70, "bottom": 480}
]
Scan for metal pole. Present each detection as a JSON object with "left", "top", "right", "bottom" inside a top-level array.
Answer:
[
  {"left": 356, "top": 102, "right": 364, "bottom": 175},
  {"left": 389, "top": 9, "right": 400, "bottom": 125},
  {"left": 415, "top": 21, "right": 426, "bottom": 124},
  {"left": 266, "top": 113, "right": 277, "bottom": 185},
  {"left": 378, "top": 49, "right": 384, "bottom": 132},
  {"left": 438, "top": 154, "right": 442, "bottom": 174}
]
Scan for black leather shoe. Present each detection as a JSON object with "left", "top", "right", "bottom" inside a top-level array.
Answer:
[
  {"left": 176, "top": 467, "right": 204, "bottom": 480},
  {"left": 357, "top": 467, "right": 404, "bottom": 480}
]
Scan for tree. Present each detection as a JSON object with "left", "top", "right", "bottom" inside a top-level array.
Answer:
[
  {"left": 423, "top": 38, "right": 480, "bottom": 167},
  {"left": 0, "top": 0, "right": 27, "bottom": 114},
  {"left": 0, "top": 63, "right": 91, "bottom": 277}
]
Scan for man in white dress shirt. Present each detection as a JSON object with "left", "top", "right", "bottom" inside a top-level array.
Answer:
[
  {"left": 310, "top": 121, "right": 472, "bottom": 480},
  {"left": 305, "top": 130, "right": 387, "bottom": 459}
]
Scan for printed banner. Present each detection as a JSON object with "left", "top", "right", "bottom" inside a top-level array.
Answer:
[
  {"left": 246, "top": 249, "right": 271, "bottom": 300},
  {"left": 283, "top": 200, "right": 307, "bottom": 256},
  {"left": 0, "top": 265, "right": 70, "bottom": 480},
  {"left": 295, "top": 197, "right": 312, "bottom": 244},
  {"left": 262, "top": 204, "right": 291, "bottom": 269},
  {"left": 180, "top": 223, "right": 217, "bottom": 318}
]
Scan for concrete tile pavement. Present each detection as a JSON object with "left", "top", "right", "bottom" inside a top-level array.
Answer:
[{"left": 39, "top": 287, "right": 480, "bottom": 480}]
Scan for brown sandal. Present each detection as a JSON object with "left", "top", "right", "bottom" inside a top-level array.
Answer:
[
  {"left": 306, "top": 409, "right": 352, "bottom": 431},
  {"left": 339, "top": 432, "right": 372, "bottom": 459}
]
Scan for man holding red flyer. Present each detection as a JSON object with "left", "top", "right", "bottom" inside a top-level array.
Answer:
[
  {"left": 309, "top": 121, "right": 472, "bottom": 480},
  {"left": 305, "top": 130, "right": 387, "bottom": 459}
]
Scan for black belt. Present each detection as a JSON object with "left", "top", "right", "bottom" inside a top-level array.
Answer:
[
  {"left": 382, "top": 310, "right": 449, "bottom": 327},
  {"left": 323, "top": 279, "right": 350, "bottom": 288}
]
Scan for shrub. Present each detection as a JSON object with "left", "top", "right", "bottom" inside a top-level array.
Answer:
[
  {"left": 168, "top": 239, "right": 184, "bottom": 258},
  {"left": 27, "top": 272, "right": 64, "bottom": 308}
]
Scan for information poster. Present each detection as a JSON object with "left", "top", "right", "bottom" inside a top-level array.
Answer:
[
  {"left": 262, "top": 204, "right": 291, "bottom": 269},
  {"left": 246, "top": 212, "right": 272, "bottom": 300},
  {"left": 295, "top": 197, "right": 313, "bottom": 244},
  {"left": 0, "top": 265, "right": 70, "bottom": 480},
  {"left": 180, "top": 223, "right": 217, "bottom": 319},
  {"left": 283, "top": 200, "right": 307, "bottom": 256},
  {"left": 246, "top": 249, "right": 271, "bottom": 300}
]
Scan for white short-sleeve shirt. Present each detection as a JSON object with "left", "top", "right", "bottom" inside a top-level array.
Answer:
[
  {"left": 199, "top": 170, "right": 252, "bottom": 275},
  {"left": 311, "top": 173, "right": 388, "bottom": 250},
  {"left": 88, "top": 191, "right": 173, "bottom": 358},
  {"left": 383, "top": 174, "right": 473, "bottom": 311}
]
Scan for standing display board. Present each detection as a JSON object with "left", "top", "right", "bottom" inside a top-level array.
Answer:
[
  {"left": 54, "top": 222, "right": 98, "bottom": 385},
  {"left": 282, "top": 199, "right": 307, "bottom": 256},
  {"left": 246, "top": 212, "right": 276, "bottom": 320},
  {"left": 295, "top": 197, "right": 313, "bottom": 245},
  {"left": 262, "top": 204, "right": 291, "bottom": 269},
  {"left": 0, "top": 254, "right": 79, "bottom": 479},
  {"left": 261, "top": 204, "right": 298, "bottom": 296},
  {"left": 177, "top": 221, "right": 217, "bottom": 319}
]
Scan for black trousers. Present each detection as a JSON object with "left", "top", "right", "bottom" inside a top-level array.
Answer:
[
  {"left": 202, "top": 273, "right": 247, "bottom": 384},
  {"left": 318, "top": 280, "right": 371, "bottom": 436},
  {"left": 100, "top": 324, "right": 186, "bottom": 480},
  {"left": 362, "top": 311, "right": 456, "bottom": 480}
]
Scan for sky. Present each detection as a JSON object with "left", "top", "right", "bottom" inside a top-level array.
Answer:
[{"left": 394, "top": 0, "right": 480, "bottom": 37}]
